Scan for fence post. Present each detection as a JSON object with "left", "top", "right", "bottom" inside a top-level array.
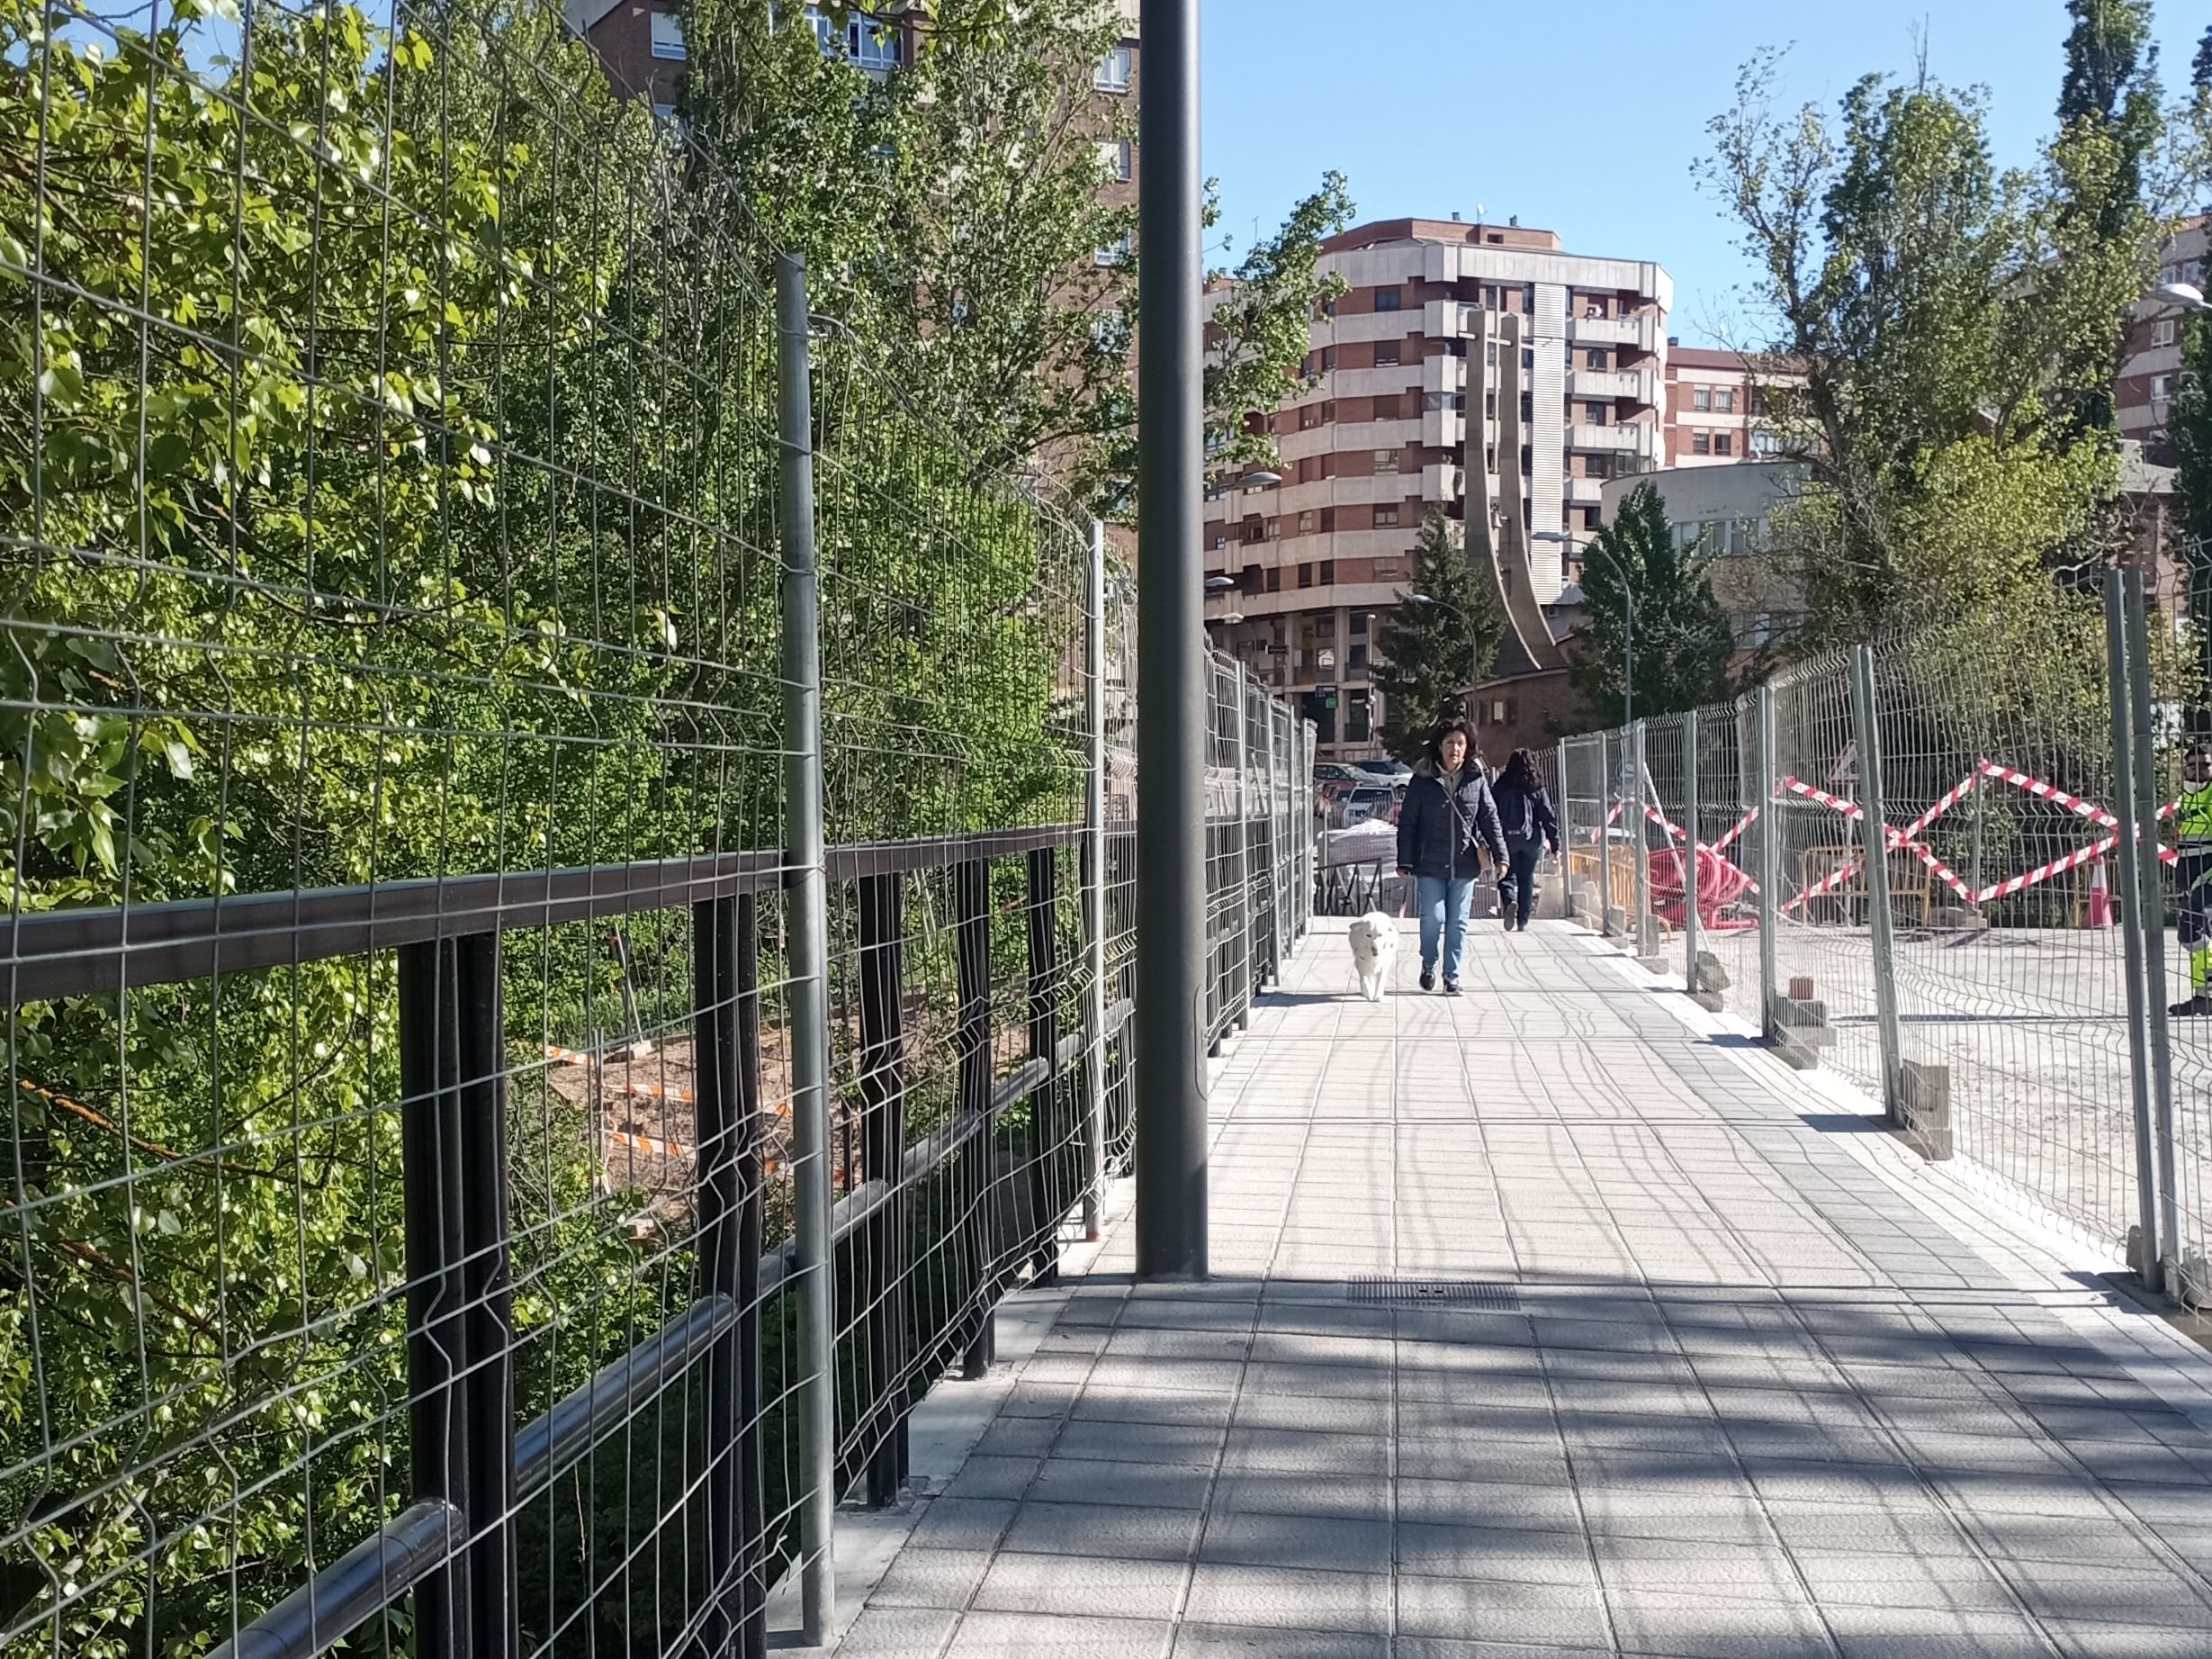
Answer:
[
  {"left": 2124, "top": 568, "right": 2181, "bottom": 1285},
  {"left": 776, "top": 251, "right": 836, "bottom": 1645},
  {"left": 1555, "top": 741, "right": 1572, "bottom": 923},
  {"left": 955, "top": 859, "right": 997, "bottom": 1374},
  {"left": 1632, "top": 720, "right": 1651, "bottom": 958},
  {"left": 2106, "top": 570, "right": 2163, "bottom": 1291},
  {"left": 858, "top": 873, "right": 908, "bottom": 1507},
  {"left": 1684, "top": 708, "right": 1702, "bottom": 995},
  {"left": 1234, "top": 663, "right": 1255, "bottom": 1030},
  {"left": 1848, "top": 645, "right": 1904, "bottom": 1120},
  {"left": 1026, "top": 847, "right": 1064, "bottom": 1283},
  {"left": 694, "top": 894, "right": 767, "bottom": 1658},
  {"left": 1757, "top": 685, "right": 1779, "bottom": 1042},
  {"left": 1596, "top": 731, "right": 1613, "bottom": 935},
  {"left": 1084, "top": 523, "right": 1108, "bottom": 1242}
]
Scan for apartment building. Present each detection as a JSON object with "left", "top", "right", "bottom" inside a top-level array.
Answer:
[
  {"left": 1202, "top": 217, "right": 1671, "bottom": 758},
  {"left": 1665, "top": 347, "right": 1785, "bottom": 467}
]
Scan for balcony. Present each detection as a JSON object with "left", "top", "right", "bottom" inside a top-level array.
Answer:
[
  {"left": 1564, "top": 476, "right": 1604, "bottom": 507},
  {"left": 1421, "top": 462, "right": 1461, "bottom": 502},
  {"left": 1568, "top": 313, "right": 1659, "bottom": 352},
  {"left": 1421, "top": 354, "right": 1468, "bottom": 395},
  {"left": 1567, "top": 367, "right": 1658, "bottom": 406},
  {"left": 1566, "top": 421, "right": 1659, "bottom": 459}
]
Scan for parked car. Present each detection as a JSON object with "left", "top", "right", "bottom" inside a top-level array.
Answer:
[
  {"left": 1315, "top": 762, "right": 1364, "bottom": 786},
  {"left": 1339, "top": 785, "right": 1398, "bottom": 827}
]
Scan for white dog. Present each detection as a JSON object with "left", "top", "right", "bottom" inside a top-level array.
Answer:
[{"left": 1346, "top": 911, "right": 1399, "bottom": 1003}]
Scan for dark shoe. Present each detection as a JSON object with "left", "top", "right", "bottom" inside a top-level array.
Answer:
[
  {"left": 1502, "top": 912, "right": 1516, "bottom": 932},
  {"left": 1419, "top": 967, "right": 1435, "bottom": 992},
  {"left": 2172, "top": 994, "right": 2212, "bottom": 1017},
  {"left": 1443, "top": 978, "right": 1461, "bottom": 996}
]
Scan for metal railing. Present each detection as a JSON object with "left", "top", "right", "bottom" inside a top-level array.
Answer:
[
  {"left": 1558, "top": 567, "right": 2209, "bottom": 1313},
  {"left": 0, "top": 3, "right": 1316, "bottom": 1654}
]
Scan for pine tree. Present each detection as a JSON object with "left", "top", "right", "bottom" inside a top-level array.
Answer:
[
  {"left": 1569, "top": 483, "right": 1736, "bottom": 728},
  {"left": 2058, "top": 0, "right": 2157, "bottom": 126},
  {"left": 2195, "top": 24, "right": 2212, "bottom": 92},
  {"left": 1371, "top": 509, "right": 1505, "bottom": 761}
]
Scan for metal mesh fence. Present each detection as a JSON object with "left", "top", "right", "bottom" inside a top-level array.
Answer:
[
  {"left": 0, "top": 4, "right": 1311, "bottom": 1655},
  {"left": 1559, "top": 575, "right": 2210, "bottom": 1312}
]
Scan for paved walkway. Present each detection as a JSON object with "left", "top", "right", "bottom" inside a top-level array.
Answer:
[{"left": 823, "top": 918, "right": 2212, "bottom": 1659}]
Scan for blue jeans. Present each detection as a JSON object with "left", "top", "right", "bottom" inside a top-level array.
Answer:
[{"left": 1416, "top": 875, "right": 1475, "bottom": 981}]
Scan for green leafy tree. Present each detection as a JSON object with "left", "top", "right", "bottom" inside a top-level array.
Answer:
[
  {"left": 1698, "top": 47, "right": 2158, "bottom": 649},
  {"left": 1371, "top": 509, "right": 1504, "bottom": 760},
  {"left": 678, "top": 0, "right": 1348, "bottom": 518},
  {"left": 1569, "top": 483, "right": 1736, "bottom": 727}
]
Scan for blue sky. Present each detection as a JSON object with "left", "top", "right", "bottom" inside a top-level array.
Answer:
[{"left": 1201, "top": 0, "right": 2212, "bottom": 347}]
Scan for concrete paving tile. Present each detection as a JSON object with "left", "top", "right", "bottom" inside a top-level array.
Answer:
[
  {"left": 1787, "top": 1548, "right": 2019, "bottom": 1612},
  {"left": 1218, "top": 1427, "right": 1388, "bottom": 1477},
  {"left": 1396, "top": 1474, "right": 1586, "bottom": 1531},
  {"left": 1227, "top": 1388, "right": 1389, "bottom": 1436},
  {"left": 1395, "top": 1519, "right": 1599, "bottom": 1584},
  {"left": 1196, "top": 1510, "right": 1390, "bottom": 1575},
  {"left": 834, "top": 1605, "right": 962, "bottom": 1659},
  {"left": 1207, "top": 1467, "right": 1389, "bottom": 1524},
  {"left": 1995, "top": 1560, "right": 2212, "bottom": 1630},
  {"left": 1048, "top": 1418, "right": 1221, "bottom": 1467},
  {"left": 1182, "top": 1561, "right": 1389, "bottom": 1636},
  {"left": 1026, "top": 1457, "right": 1215, "bottom": 1510},
  {"left": 1167, "top": 1624, "right": 1387, "bottom": 1659},
  {"left": 1593, "top": 1534, "right": 1805, "bottom": 1600},
  {"left": 1000, "top": 1499, "right": 1205, "bottom": 1562},
  {"left": 943, "top": 1455, "right": 1041, "bottom": 1501},
  {"left": 871, "top": 1546, "right": 994, "bottom": 1610},
  {"left": 1396, "top": 1573, "right": 1613, "bottom": 1648},
  {"left": 1393, "top": 1644, "right": 1612, "bottom": 1659},
  {"left": 942, "top": 1610, "right": 1173, "bottom": 1659},
  {"left": 1072, "top": 1386, "right": 1238, "bottom": 1433},
  {"left": 1604, "top": 1587, "right": 1832, "bottom": 1659},
  {"left": 906, "top": 1496, "right": 1018, "bottom": 1553},
  {"left": 971, "top": 1551, "right": 1188, "bottom": 1621},
  {"left": 2043, "top": 1618, "right": 2212, "bottom": 1657},
  {"left": 972, "top": 1413, "right": 1066, "bottom": 1459}
]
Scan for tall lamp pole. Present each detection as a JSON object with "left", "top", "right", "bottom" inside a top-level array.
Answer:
[{"left": 1134, "top": 0, "right": 1207, "bottom": 1280}]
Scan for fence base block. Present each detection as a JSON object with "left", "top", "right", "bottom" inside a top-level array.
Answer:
[
  {"left": 1896, "top": 1059, "right": 1953, "bottom": 1160},
  {"left": 1768, "top": 994, "right": 1833, "bottom": 1070}
]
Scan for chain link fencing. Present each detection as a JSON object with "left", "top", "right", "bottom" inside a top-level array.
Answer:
[{"left": 0, "top": 3, "right": 1314, "bottom": 1655}]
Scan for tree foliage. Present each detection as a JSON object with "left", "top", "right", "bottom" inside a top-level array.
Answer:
[
  {"left": 1569, "top": 483, "right": 1736, "bottom": 728},
  {"left": 678, "top": 0, "right": 1349, "bottom": 518},
  {"left": 1371, "top": 509, "right": 1505, "bottom": 760},
  {"left": 1698, "top": 44, "right": 2163, "bottom": 650}
]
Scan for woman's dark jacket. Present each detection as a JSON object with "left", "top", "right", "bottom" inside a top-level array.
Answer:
[
  {"left": 1493, "top": 780, "right": 1560, "bottom": 852},
  {"left": 1396, "top": 762, "right": 1507, "bottom": 880}
]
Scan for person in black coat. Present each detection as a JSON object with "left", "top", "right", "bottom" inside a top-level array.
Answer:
[
  {"left": 1394, "top": 718, "right": 1507, "bottom": 994},
  {"left": 1491, "top": 748, "right": 1561, "bottom": 932}
]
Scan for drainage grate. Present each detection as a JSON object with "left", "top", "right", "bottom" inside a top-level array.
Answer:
[{"left": 1346, "top": 1277, "right": 1520, "bottom": 1310}]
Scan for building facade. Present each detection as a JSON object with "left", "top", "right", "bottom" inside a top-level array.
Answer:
[
  {"left": 1202, "top": 217, "right": 1672, "bottom": 759},
  {"left": 1664, "top": 347, "right": 1783, "bottom": 468}
]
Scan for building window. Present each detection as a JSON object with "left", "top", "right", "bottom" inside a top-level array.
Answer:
[
  {"left": 1373, "top": 506, "right": 1400, "bottom": 527},
  {"left": 1692, "top": 385, "right": 1712, "bottom": 411},
  {"left": 1097, "top": 140, "right": 1132, "bottom": 182},
  {"left": 2154, "top": 318, "right": 2179, "bottom": 347},
  {"left": 1750, "top": 428, "right": 1782, "bottom": 455},
  {"left": 847, "top": 14, "right": 896, "bottom": 68},
  {"left": 1374, "top": 289, "right": 1402, "bottom": 312},
  {"left": 650, "top": 10, "right": 687, "bottom": 57},
  {"left": 1318, "top": 559, "right": 1336, "bottom": 583},
  {"left": 1583, "top": 506, "right": 1602, "bottom": 530},
  {"left": 1714, "top": 387, "right": 1736, "bottom": 413},
  {"left": 1298, "top": 563, "right": 1314, "bottom": 589},
  {"left": 1521, "top": 347, "right": 1534, "bottom": 371},
  {"left": 1373, "top": 340, "right": 1400, "bottom": 366},
  {"left": 1714, "top": 432, "right": 1733, "bottom": 456},
  {"left": 652, "top": 99, "right": 679, "bottom": 122},
  {"left": 1095, "top": 231, "right": 1132, "bottom": 266},
  {"left": 1582, "top": 402, "right": 1607, "bottom": 427},
  {"left": 2154, "top": 374, "right": 2174, "bottom": 404},
  {"left": 1482, "top": 284, "right": 1502, "bottom": 311},
  {"left": 1374, "top": 447, "right": 1399, "bottom": 473},
  {"left": 1094, "top": 45, "right": 1132, "bottom": 91},
  {"left": 1348, "top": 642, "right": 1369, "bottom": 670},
  {"left": 1351, "top": 612, "right": 1369, "bottom": 636},
  {"left": 1582, "top": 298, "right": 1607, "bottom": 320},
  {"left": 1586, "top": 348, "right": 1610, "bottom": 371},
  {"left": 1692, "top": 431, "right": 1712, "bottom": 455},
  {"left": 1299, "top": 510, "right": 1317, "bottom": 534},
  {"left": 1265, "top": 567, "right": 1281, "bottom": 592},
  {"left": 1299, "top": 402, "right": 1323, "bottom": 430},
  {"left": 1749, "top": 385, "right": 1768, "bottom": 416}
]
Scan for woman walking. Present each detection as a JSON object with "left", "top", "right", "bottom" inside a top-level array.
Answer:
[
  {"left": 1395, "top": 718, "right": 1507, "bottom": 994},
  {"left": 1492, "top": 749, "right": 1560, "bottom": 933}
]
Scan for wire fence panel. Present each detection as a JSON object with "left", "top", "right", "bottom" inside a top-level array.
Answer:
[
  {"left": 0, "top": 4, "right": 1313, "bottom": 1654},
  {"left": 1560, "top": 608, "right": 2209, "bottom": 1312}
]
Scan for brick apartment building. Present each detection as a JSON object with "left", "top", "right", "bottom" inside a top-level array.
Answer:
[{"left": 1200, "top": 217, "right": 1673, "bottom": 759}]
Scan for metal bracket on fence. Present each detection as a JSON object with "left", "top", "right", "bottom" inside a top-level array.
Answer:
[
  {"left": 1084, "top": 520, "right": 1109, "bottom": 1242},
  {"left": 2124, "top": 568, "right": 2183, "bottom": 1281},
  {"left": 1756, "top": 685, "right": 1780, "bottom": 1041}
]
